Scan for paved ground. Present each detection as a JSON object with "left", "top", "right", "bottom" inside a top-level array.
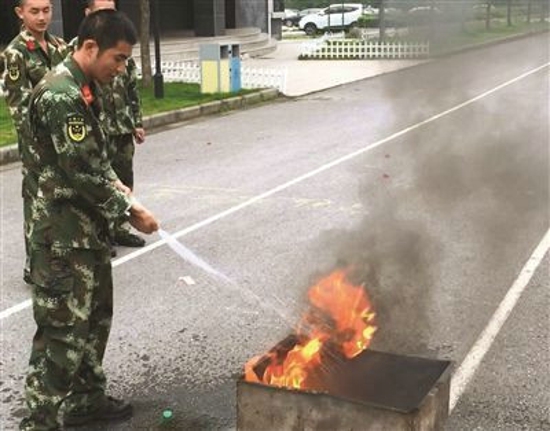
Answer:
[{"left": 0, "top": 32, "right": 549, "bottom": 430}]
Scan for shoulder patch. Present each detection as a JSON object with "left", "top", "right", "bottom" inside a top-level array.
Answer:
[
  {"left": 7, "top": 63, "right": 20, "bottom": 81},
  {"left": 66, "top": 114, "right": 87, "bottom": 142}
]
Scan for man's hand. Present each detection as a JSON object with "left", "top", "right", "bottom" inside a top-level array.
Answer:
[
  {"left": 134, "top": 127, "right": 145, "bottom": 144},
  {"left": 113, "top": 179, "right": 131, "bottom": 195},
  {"left": 129, "top": 201, "right": 159, "bottom": 234}
]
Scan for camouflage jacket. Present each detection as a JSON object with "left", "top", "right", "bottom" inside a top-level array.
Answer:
[
  {"left": 99, "top": 57, "right": 143, "bottom": 136},
  {"left": 2, "top": 28, "right": 68, "bottom": 136},
  {"left": 24, "top": 57, "right": 131, "bottom": 250}
]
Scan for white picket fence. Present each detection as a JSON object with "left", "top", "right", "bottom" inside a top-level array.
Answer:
[
  {"left": 300, "top": 39, "right": 430, "bottom": 59},
  {"left": 137, "top": 61, "right": 287, "bottom": 93}
]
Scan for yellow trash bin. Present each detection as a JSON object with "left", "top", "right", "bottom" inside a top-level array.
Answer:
[{"left": 200, "top": 43, "right": 230, "bottom": 93}]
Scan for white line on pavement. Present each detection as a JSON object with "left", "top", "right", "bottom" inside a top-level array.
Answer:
[
  {"left": 0, "top": 299, "right": 32, "bottom": 320},
  {"left": 449, "top": 227, "right": 550, "bottom": 412},
  {"left": 1, "top": 62, "right": 548, "bottom": 322}
]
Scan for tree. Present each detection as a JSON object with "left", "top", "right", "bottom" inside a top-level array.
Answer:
[
  {"left": 485, "top": 0, "right": 492, "bottom": 30},
  {"left": 379, "top": 0, "right": 386, "bottom": 40},
  {"left": 285, "top": 0, "right": 327, "bottom": 9},
  {"left": 139, "top": 0, "right": 152, "bottom": 87}
]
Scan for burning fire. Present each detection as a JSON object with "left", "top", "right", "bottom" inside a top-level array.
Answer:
[{"left": 244, "top": 269, "right": 377, "bottom": 390}]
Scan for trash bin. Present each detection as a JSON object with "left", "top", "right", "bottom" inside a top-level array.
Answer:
[
  {"left": 200, "top": 43, "right": 241, "bottom": 94},
  {"left": 229, "top": 43, "right": 241, "bottom": 92},
  {"left": 200, "top": 43, "right": 230, "bottom": 93}
]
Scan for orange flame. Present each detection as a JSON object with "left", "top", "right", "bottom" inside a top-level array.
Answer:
[{"left": 244, "top": 269, "right": 377, "bottom": 390}]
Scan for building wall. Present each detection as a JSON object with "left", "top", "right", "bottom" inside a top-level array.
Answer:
[
  {"left": 194, "top": 0, "right": 225, "bottom": 36},
  {"left": 236, "top": 0, "right": 268, "bottom": 33},
  {"left": 0, "top": 0, "right": 278, "bottom": 46},
  {"left": 60, "top": 0, "right": 84, "bottom": 41},
  {"left": 49, "top": 0, "right": 63, "bottom": 37},
  {"left": 120, "top": 0, "right": 194, "bottom": 35},
  {"left": 0, "top": 0, "right": 19, "bottom": 45},
  {"left": 159, "top": 0, "right": 194, "bottom": 33}
]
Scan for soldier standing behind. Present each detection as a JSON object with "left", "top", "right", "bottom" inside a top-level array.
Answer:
[
  {"left": 19, "top": 10, "right": 158, "bottom": 430},
  {"left": 86, "top": 0, "right": 147, "bottom": 248},
  {"left": 2, "top": 0, "right": 68, "bottom": 283}
]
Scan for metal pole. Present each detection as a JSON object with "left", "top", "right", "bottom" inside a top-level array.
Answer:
[{"left": 152, "top": 0, "right": 164, "bottom": 99}]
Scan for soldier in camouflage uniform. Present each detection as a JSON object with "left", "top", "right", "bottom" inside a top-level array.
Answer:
[
  {"left": 66, "top": 0, "right": 143, "bottom": 257},
  {"left": 101, "top": 54, "right": 147, "bottom": 248},
  {"left": 80, "top": 0, "right": 147, "bottom": 249},
  {"left": 2, "top": 0, "right": 69, "bottom": 283},
  {"left": 19, "top": 10, "right": 159, "bottom": 431}
]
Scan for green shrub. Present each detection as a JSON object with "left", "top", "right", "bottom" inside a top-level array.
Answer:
[{"left": 358, "top": 15, "right": 379, "bottom": 27}]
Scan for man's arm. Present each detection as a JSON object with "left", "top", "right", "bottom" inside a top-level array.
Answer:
[
  {"left": 41, "top": 92, "right": 132, "bottom": 220},
  {"left": 127, "top": 59, "right": 145, "bottom": 143},
  {"left": 40, "top": 91, "right": 158, "bottom": 232},
  {"left": 3, "top": 48, "right": 31, "bottom": 135}
]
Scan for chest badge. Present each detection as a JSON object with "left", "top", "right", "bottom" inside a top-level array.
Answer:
[
  {"left": 7, "top": 63, "right": 20, "bottom": 81},
  {"left": 66, "top": 115, "right": 87, "bottom": 142}
]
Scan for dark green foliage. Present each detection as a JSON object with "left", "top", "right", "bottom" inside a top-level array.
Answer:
[{"left": 285, "top": 0, "right": 329, "bottom": 10}]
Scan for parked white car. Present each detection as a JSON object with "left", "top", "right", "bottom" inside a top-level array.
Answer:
[
  {"left": 299, "top": 3, "right": 364, "bottom": 35},
  {"left": 299, "top": 8, "right": 323, "bottom": 17}
]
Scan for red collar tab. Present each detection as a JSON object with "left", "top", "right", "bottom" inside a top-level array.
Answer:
[
  {"left": 26, "top": 40, "right": 36, "bottom": 50},
  {"left": 81, "top": 84, "right": 94, "bottom": 105}
]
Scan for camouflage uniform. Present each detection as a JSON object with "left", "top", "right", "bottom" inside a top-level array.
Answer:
[
  {"left": 69, "top": 35, "right": 142, "bottom": 243},
  {"left": 99, "top": 58, "right": 143, "bottom": 190},
  {"left": 1, "top": 28, "right": 68, "bottom": 282},
  {"left": 19, "top": 56, "right": 131, "bottom": 431},
  {"left": 99, "top": 58, "right": 144, "bottom": 244}
]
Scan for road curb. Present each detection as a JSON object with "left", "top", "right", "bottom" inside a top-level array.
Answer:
[
  {"left": 432, "top": 27, "right": 549, "bottom": 58},
  {"left": 0, "top": 144, "right": 19, "bottom": 166},
  {"left": 0, "top": 88, "right": 279, "bottom": 166}
]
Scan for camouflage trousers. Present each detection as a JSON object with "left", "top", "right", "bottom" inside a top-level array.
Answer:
[
  {"left": 22, "top": 171, "right": 37, "bottom": 283},
  {"left": 23, "top": 194, "right": 31, "bottom": 282},
  {"left": 109, "top": 133, "right": 135, "bottom": 190},
  {"left": 20, "top": 246, "right": 113, "bottom": 431}
]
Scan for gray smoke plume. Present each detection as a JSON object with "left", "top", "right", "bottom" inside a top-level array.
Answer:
[
  {"left": 318, "top": 180, "right": 441, "bottom": 356},
  {"left": 315, "top": 38, "right": 548, "bottom": 357}
]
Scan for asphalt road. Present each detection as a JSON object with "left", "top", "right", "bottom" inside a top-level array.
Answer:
[{"left": 1, "top": 33, "right": 549, "bottom": 430}]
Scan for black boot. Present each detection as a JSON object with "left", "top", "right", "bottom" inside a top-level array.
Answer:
[
  {"left": 63, "top": 396, "right": 133, "bottom": 427},
  {"left": 114, "top": 230, "right": 145, "bottom": 247},
  {"left": 107, "top": 238, "right": 117, "bottom": 257}
]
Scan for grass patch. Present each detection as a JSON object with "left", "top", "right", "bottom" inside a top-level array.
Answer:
[
  {"left": 139, "top": 81, "right": 255, "bottom": 116},
  {"left": 0, "top": 82, "right": 257, "bottom": 148},
  {"left": 412, "top": 20, "right": 549, "bottom": 54},
  {"left": 282, "top": 33, "right": 312, "bottom": 40}
]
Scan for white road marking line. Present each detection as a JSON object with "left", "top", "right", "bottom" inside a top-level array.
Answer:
[
  {"left": 1, "top": 62, "right": 548, "bottom": 322},
  {"left": 449, "top": 227, "right": 550, "bottom": 412},
  {"left": 0, "top": 299, "right": 32, "bottom": 320}
]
